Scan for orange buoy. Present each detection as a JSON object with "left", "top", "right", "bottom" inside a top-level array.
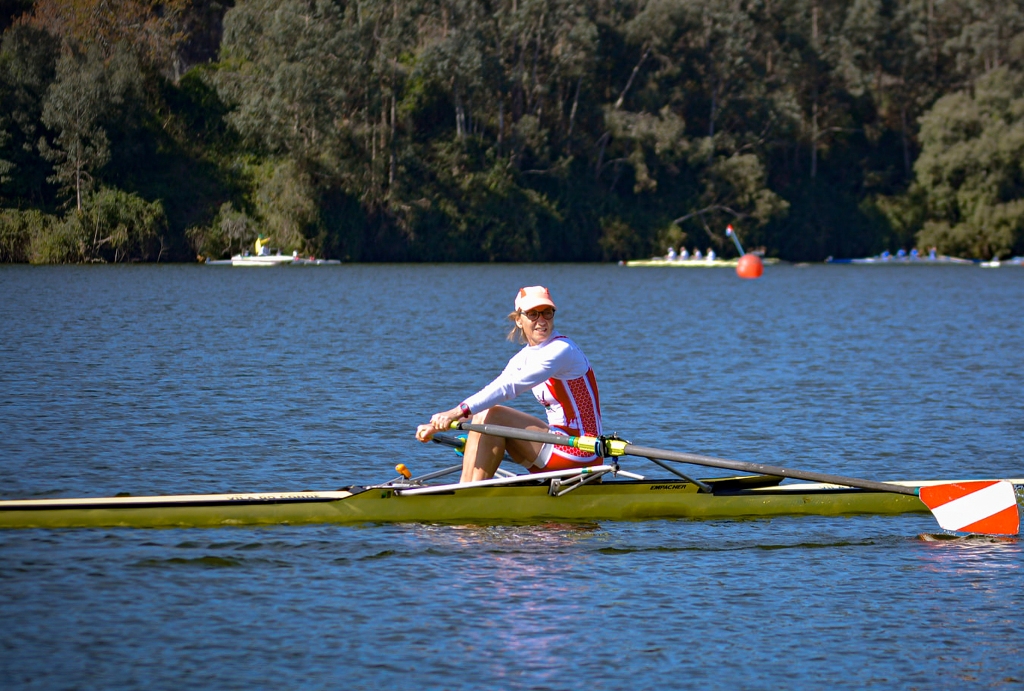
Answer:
[{"left": 736, "top": 253, "right": 764, "bottom": 279}]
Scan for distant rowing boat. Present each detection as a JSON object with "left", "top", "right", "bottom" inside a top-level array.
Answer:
[
  {"left": 826, "top": 252, "right": 974, "bottom": 265},
  {"left": 621, "top": 257, "right": 779, "bottom": 268},
  {"left": 206, "top": 252, "right": 340, "bottom": 267},
  {"left": 980, "top": 257, "right": 1024, "bottom": 268}
]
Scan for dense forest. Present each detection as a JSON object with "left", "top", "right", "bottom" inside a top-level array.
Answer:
[{"left": 1, "top": 0, "right": 1022, "bottom": 263}]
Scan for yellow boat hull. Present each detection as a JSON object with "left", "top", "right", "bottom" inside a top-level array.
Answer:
[
  {"left": 0, "top": 478, "right": 929, "bottom": 529},
  {"left": 622, "top": 258, "right": 779, "bottom": 268}
]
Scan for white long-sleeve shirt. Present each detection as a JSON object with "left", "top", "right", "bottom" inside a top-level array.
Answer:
[{"left": 463, "top": 333, "right": 602, "bottom": 436}]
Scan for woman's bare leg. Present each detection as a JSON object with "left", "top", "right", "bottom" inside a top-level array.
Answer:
[{"left": 461, "top": 406, "right": 549, "bottom": 482}]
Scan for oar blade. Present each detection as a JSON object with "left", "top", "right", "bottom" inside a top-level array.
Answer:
[{"left": 919, "top": 480, "right": 1020, "bottom": 536}]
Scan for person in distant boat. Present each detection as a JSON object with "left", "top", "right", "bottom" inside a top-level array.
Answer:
[
  {"left": 707, "top": 248, "right": 716, "bottom": 261},
  {"left": 679, "top": 247, "right": 690, "bottom": 260},
  {"left": 693, "top": 248, "right": 703, "bottom": 259},
  {"left": 667, "top": 247, "right": 677, "bottom": 261},
  {"left": 929, "top": 247, "right": 937, "bottom": 260},
  {"left": 910, "top": 248, "right": 919, "bottom": 259},
  {"left": 416, "top": 286, "right": 604, "bottom": 483},
  {"left": 255, "top": 234, "right": 271, "bottom": 256}
]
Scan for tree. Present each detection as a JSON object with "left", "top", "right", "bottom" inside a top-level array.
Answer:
[
  {"left": 0, "top": 23, "right": 59, "bottom": 205},
  {"left": 38, "top": 44, "right": 112, "bottom": 210},
  {"left": 39, "top": 44, "right": 141, "bottom": 211},
  {"left": 25, "top": 0, "right": 191, "bottom": 77},
  {"left": 892, "top": 67, "right": 1024, "bottom": 259},
  {"left": 592, "top": 0, "right": 788, "bottom": 256},
  {"left": 74, "top": 186, "right": 166, "bottom": 262},
  {"left": 941, "top": 0, "right": 1024, "bottom": 85},
  {"left": 0, "top": 120, "right": 11, "bottom": 185},
  {"left": 216, "top": 0, "right": 360, "bottom": 163}
]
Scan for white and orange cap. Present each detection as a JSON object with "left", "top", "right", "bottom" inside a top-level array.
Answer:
[{"left": 514, "top": 286, "right": 556, "bottom": 312}]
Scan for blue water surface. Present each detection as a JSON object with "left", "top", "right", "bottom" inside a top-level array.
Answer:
[{"left": 1, "top": 263, "right": 1022, "bottom": 690}]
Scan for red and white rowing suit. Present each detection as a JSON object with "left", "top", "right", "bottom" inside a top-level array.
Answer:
[{"left": 462, "top": 332, "right": 603, "bottom": 471}]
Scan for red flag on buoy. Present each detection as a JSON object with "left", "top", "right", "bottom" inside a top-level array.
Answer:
[{"left": 919, "top": 480, "right": 1020, "bottom": 535}]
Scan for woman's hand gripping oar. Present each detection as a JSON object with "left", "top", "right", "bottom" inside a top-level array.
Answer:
[{"left": 450, "top": 421, "right": 1021, "bottom": 536}]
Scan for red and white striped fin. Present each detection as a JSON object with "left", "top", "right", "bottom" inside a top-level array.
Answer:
[{"left": 919, "top": 481, "right": 1020, "bottom": 535}]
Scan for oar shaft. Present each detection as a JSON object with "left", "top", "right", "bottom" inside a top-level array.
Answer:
[
  {"left": 453, "top": 422, "right": 918, "bottom": 497},
  {"left": 622, "top": 445, "right": 918, "bottom": 497}
]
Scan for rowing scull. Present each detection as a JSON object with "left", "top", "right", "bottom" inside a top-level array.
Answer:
[
  {"left": 2, "top": 463, "right": 1020, "bottom": 530},
  {"left": 3, "top": 428, "right": 1019, "bottom": 532}
]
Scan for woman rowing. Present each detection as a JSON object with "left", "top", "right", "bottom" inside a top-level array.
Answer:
[{"left": 416, "top": 285, "right": 603, "bottom": 482}]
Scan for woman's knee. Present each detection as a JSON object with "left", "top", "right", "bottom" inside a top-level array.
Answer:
[{"left": 472, "top": 406, "right": 508, "bottom": 425}]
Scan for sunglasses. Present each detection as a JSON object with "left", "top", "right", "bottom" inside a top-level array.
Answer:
[{"left": 520, "top": 308, "right": 555, "bottom": 321}]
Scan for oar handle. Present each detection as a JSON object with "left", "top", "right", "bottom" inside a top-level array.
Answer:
[
  {"left": 431, "top": 433, "right": 466, "bottom": 452},
  {"left": 452, "top": 422, "right": 918, "bottom": 497}
]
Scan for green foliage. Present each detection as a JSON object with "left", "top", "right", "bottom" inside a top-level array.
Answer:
[
  {"left": 599, "top": 216, "right": 647, "bottom": 261},
  {"left": 0, "top": 24, "right": 59, "bottom": 205},
  {"left": 39, "top": 43, "right": 142, "bottom": 211},
  {"left": 768, "top": 179, "right": 887, "bottom": 261},
  {"left": 69, "top": 186, "right": 167, "bottom": 262},
  {"left": 602, "top": 106, "right": 689, "bottom": 194},
  {"left": 0, "top": 208, "right": 49, "bottom": 261},
  {"left": 402, "top": 142, "right": 560, "bottom": 261},
  {"left": 3, "top": 188, "right": 166, "bottom": 263},
  {"left": 5, "top": 0, "right": 1024, "bottom": 262},
  {"left": 170, "top": 67, "right": 235, "bottom": 153},
  {"left": 188, "top": 201, "right": 255, "bottom": 260},
  {"left": 892, "top": 67, "right": 1024, "bottom": 259},
  {"left": 0, "top": 126, "right": 11, "bottom": 185},
  {"left": 29, "top": 216, "right": 84, "bottom": 263},
  {"left": 251, "top": 158, "right": 318, "bottom": 253},
  {"left": 214, "top": 0, "right": 359, "bottom": 162},
  {"left": 187, "top": 159, "right": 318, "bottom": 259},
  {"left": 686, "top": 153, "right": 790, "bottom": 253}
]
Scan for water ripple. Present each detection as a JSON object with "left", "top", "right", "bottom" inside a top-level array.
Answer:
[{"left": 2, "top": 264, "right": 1023, "bottom": 689}]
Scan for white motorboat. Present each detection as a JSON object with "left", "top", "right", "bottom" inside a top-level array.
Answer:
[{"left": 206, "top": 251, "right": 340, "bottom": 267}]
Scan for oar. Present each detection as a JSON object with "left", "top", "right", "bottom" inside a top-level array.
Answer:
[
  {"left": 429, "top": 431, "right": 516, "bottom": 464},
  {"left": 430, "top": 432, "right": 468, "bottom": 454},
  {"left": 451, "top": 422, "right": 1021, "bottom": 536}
]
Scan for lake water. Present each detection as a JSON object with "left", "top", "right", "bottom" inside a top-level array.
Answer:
[{"left": 1, "top": 263, "right": 1022, "bottom": 689}]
